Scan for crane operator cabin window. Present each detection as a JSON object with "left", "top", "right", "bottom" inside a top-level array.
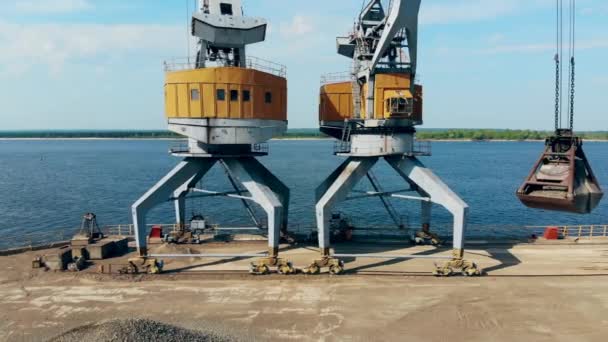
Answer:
[{"left": 220, "top": 3, "right": 233, "bottom": 15}]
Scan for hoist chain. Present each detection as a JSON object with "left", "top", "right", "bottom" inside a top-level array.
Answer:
[
  {"left": 569, "top": 57, "right": 575, "bottom": 131},
  {"left": 554, "top": 57, "right": 561, "bottom": 132}
]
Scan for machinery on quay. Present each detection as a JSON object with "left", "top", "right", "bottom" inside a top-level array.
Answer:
[
  {"left": 306, "top": 0, "right": 481, "bottom": 276},
  {"left": 517, "top": 0, "right": 603, "bottom": 214},
  {"left": 132, "top": 0, "right": 295, "bottom": 275}
]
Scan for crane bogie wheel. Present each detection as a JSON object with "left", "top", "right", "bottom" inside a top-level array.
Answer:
[
  {"left": 329, "top": 264, "right": 344, "bottom": 275},
  {"left": 462, "top": 264, "right": 482, "bottom": 277},
  {"left": 277, "top": 262, "right": 297, "bottom": 275},
  {"left": 433, "top": 266, "right": 453, "bottom": 277},
  {"left": 250, "top": 263, "right": 270, "bottom": 275},
  {"left": 302, "top": 264, "right": 321, "bottom": 275}
]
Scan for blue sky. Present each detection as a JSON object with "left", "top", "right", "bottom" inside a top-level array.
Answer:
[{"left": 0, "top": 0, "right": 606, "bottom": 130}]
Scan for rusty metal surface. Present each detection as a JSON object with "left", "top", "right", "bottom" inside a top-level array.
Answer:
[{"left": 517, "top": 132, "right": 603, "bottom": 214}]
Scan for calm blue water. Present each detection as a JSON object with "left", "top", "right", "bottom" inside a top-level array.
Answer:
[{"left": 0, "top": 139, "right": 607, "bottom": 247}]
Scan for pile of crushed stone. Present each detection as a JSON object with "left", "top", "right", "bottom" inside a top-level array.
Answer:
[{"left": 50, "top": 319, "right": 242, "bottom": 342}]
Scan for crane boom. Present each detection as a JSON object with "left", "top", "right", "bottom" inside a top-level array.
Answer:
[
  {"left": 369, "top": 0, "right": 421, "bottom": 77},
  {"left": 336, "top": 0, "right": 421, "bottom": 119}
]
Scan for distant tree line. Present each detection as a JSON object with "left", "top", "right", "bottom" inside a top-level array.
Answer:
[
  {"left": 0, "top": 129, "right": 606, "bottom": 140},
  {"left": 0, "top": 130, "right": 180, "bottom": 139},
  {"left": 416, "top": 129, "right": 608, "bottom": 141}
]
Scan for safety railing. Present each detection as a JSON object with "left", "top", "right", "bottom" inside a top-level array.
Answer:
[
  {"left": 246, "top": 57, "right": 287, "bottom": 77},
  {"left": 334, "top": 140, "right": 352, "bottom": 154},
  {"left": 104, "top": 224, "right": 135, "bottom": 237},
  {"left": 412, "top": 140, "right": 432, "bottom": 156},
  {"left": 320, "top": 71, "right": 352, "bottom": 85},
  {"left": 526, "top": 225, "right": 608, "bottom": 239},
  {"left": 163, "top": 56, "right": 287, "bottom": 78},
  {"left": 3, "top": 223, "right": 607, "bottom": 253},
  {"left": 169, "top": 142, "right": 269, "bottom": 155},
  {"left": 333, "top": 139, "right": 432, "bottom": 156},
  {"left": 252, "top": 143, "right": 269, "bottom": 154},
  {"left": 169, "top": 141, "right": 190, "bottom": 154}
]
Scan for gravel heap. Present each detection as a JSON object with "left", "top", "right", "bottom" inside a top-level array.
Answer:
[{"left": 50, "top": 319, "right": 242, "bottom": 342}]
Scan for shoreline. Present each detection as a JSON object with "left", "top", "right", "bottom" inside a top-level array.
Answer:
[{"left": 1, "top": 137, "right": 607, "bottom": 142}]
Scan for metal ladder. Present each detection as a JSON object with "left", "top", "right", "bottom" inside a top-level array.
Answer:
[
  {"left": 337, "top": 120, "right": 353, "bottom": 153},
  {"left": 351, "top": 72, "right": 362, "bottom": 118},
  {"left": 367, "top": 170, "right": 406, "bottom": 229}
]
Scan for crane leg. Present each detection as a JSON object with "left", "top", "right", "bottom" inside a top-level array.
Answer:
[
  {"left": 386, "top": 156, "right": 481, "bottom": 276},
  {"left": 132, "top": 158, "right": 216, "bottom": 256},
  {"left": 304, "top": 157, "right": 378, "bottom": 274},
  {"left": 243, "top": 157, "right": 292, "bottom": 240},
  {"left": 414, "top": 197, "right": 443, "bottom": 246},
  {"left": 173, "top": 172, "right": 207, "bottom": 228},
  {"left": 222, "top": 158, "right": 295, "bottom": 275}
]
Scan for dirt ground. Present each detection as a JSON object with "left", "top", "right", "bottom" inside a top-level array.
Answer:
[{"left": 1, "top": 240, "right": 608, "bottom": 341}]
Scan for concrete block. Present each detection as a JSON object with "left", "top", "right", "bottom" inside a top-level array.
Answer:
[
  {"left": 43, "top": 246, "right": 73, "bottom": 271},
  {"left": 72, "top": 247, "right": 88, "bottom": 260},
  {"left": 113, "top": 238, "right": 129, "bottom": 256},
  {"left": 87, "top": 239, "right": 116, "bottom": 260}
]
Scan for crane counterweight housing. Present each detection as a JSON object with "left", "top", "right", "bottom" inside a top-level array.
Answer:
[
  {"left": 165, "top": 0, "right": 287, "bottom": 154},
  {"left": 131, "top": 0, "right": 294, "bottom": 274}
]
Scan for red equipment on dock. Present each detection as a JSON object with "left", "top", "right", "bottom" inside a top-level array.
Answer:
[{"left": 543, "top": 227, "right": 560, "bottom": 240}]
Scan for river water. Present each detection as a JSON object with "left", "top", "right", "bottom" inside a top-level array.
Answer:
[{"left": 0, "top": 139, "right": 606, "bottom": 247}]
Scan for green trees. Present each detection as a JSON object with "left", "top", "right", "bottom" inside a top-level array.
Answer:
[{"left": 0, "top": 129, "right": 606, "bottom": 140}]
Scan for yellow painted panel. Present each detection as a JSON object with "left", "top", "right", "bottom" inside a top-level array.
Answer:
[
  {"left": 241, "top": 87, "right": 252, "bottom": 118},
  {"left": 329, "top": 93, "right": 341, "bottom": 115},
  {"left": 177, "top": 83, "right": 189, "bottom": 117},
  {"left": 165, "top": 85, "right": 177, "bottom": 117},
  {"left": 202, "top": 83, "right": 215, "bottom": 118},
  {"left": 282, "top": 89, "right": 287, "bottom": 116},
  {"left": 374, "top": 87, "right": 382, "bottom": 119},
  {"left": 261, "top": 87, "right": 272, "bottom": 120},
  {"left": 318, "top": 73, "right": 421, "bottom": 122},
  {"left": 339, "top": 94, "right": 351, "bottom": 117},
  {"left": 189, "top": 84, "right": 202, "bottom": 117},
  {"left": 165, "top": 67, "right": 286, "bottom": 120},
  {"left": 252, "top": 86, "right": 262, "bottom": 119},
  {"left": 319, "top": 82, "right": 352, "bottom": 121},
  {"left": 376, "top": 73, "right": 411, "bottom": 89},
  {"left": 384, "top": 89, "right": 412, "bottom": 99},
  {"left": 228, "top": 85, "right": 241, "bottom": 119}
]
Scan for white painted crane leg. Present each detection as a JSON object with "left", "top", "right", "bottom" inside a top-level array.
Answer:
[
  {"left": 132, "top": 158, "right": 216, "bottom": 256},
  {"left": 174, "top": 196, "right": 186, "bottom": 226},
  {"left": 315, "top": 157, "right": 379, "bottom": 255},
  {"left": 222, "top": 158, "right": 284, "bottom": 257},
  {"left": 173, "top": 172, "right": 208, "bottom": 226},
  {"left": 386, "top": 156, "right": 469, "bottom": 252},
  {"left": 420, "top": 193, "right": 432, "bottom": 227},
  {"left": 243, "top": 157, "right": 291, "bottom": 235},
  {"left": 315, "top": 158, "right": 352, "bottom": 203}
]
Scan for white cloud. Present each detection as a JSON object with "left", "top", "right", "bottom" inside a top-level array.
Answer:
[
  {"left": 580, "top": 4, "right": 608, "bottom": 16},
  {"left": 0, "top": 21, "right": 186, "bottom": 76},
  {"left": 420, "top": 0, "right": 551, "bottom": 25},
  {"left": 480, "top": 38, "right": 608, "bottom": 54},
  {"left": 278, "top": 15, "right": 314, "bottom": 38},
  {"left": 15, "top": 0, "right": 93, "bottom": 13}
]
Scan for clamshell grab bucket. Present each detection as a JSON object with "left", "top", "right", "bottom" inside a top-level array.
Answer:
[{"left": 517, "top": 133, "right": 603, "bottom": 214}]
